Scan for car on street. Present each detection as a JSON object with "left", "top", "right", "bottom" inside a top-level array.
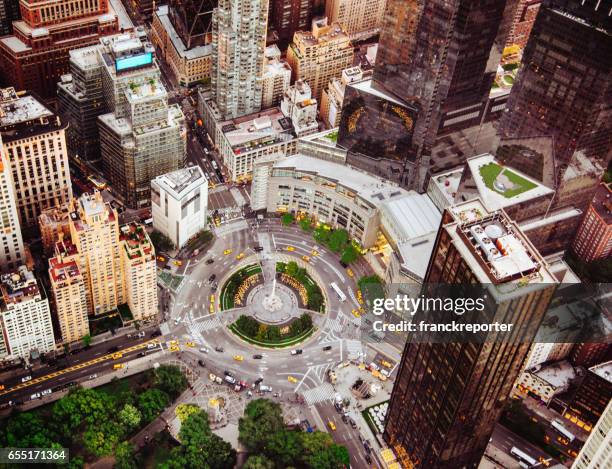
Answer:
[
  {"left": 31, "top": 393, "right": 41, "bottom": 400},
  {"left": 223, "top": 249, "right": 232, "bottom": 255},
  {"left": 198, "top": 360, "right": 205, "bottom": 367},
  {"left": 112, "top": 353, "right": 123, "bottom": 360},
  {"left": 108, "top": 346, "right": 119, "bottom": 353},
  {"left": 365, "top": 454, "right": 372, "bottom": 465},
  {"left": 137, "top": 352, "right": 146, "bottom": 357},
  {"left": 346, "top": 268, "right": 354, "bottom": 277},
  {"left": 147, "top": 343, "right": 158, "bottom": 349},
  {"left": 151, "top": 330, "right": 162, "bottom": 337},
  {"left": 334, "top": 402, "right": 343, "bottom": 413},
  {"left": 113, "top": 364, "right": 124, "bottom": 370},
  {"left": 328, "top": 420, "right": 336, "bottom": 431},
  {"left": 21, "top": 375, "right": 32, "bottom": 383},
  {"left": 224, "top": 370, "right": 234, "bottom": 377},
  {"left": 288, "top": 376, "right": 298, "bottom": 383},
  {"left": 41, "top": 389, "right": 52, "bottom": 396},
  {"left": 233, "top": 355, "right": 244, "bottom": 361},
  {"left": 323, "top": 345, "right": 332, "bottom": 351},
  {"left": 339, "top": 260, "right": 348, "bottom": 268},
  {"left": 259, "top": 385, "right": 272, "bottom": 392},
  {"left": 381, "top": 360, "right": 392, "bottom": 368},
  {"left": 173, "top": 260, "right": 182, "bottom": 266},
  {"left": 286, "top": 246, "right": 295, "bottom": 252},
  {"left": 302, "top": 255, "right": 310, "bottom": 262},
  {"left": 215, "top": 346, "right": 224, "bottom": 352},
  {"left": 185, "top": 342, "right": 195, "bottom": 347},
  {"left": 341, "top": 414, "right": 349, "bottom": 424},
  {"left": 253, "top": 354, "right": 263, "bottom": 359},
  {"left": 349, "top": 417, "right": 357, "bottom": 429},
  {"left": 290, "top": 349, "right": 303, "bottom": 355},
  {"left": 351, "top": 309, "right": 361, "bottom": 318},
  {"left": 88, "top": 374, "right": 98, "bottom": 380},
  {"left": 311, "top": 250, "right": 319, "bottom": 256},
  {"left": 208, "top": 274, "right": 216, "bottom": 282},
  {"left": 205, "top": 258, "right": 214, "bottom": 265},
  {"left": 235, "top": 252, "right": 245, "bottom": 260},
  {"left": 225, "top": 375, "right": 237, "bottom": 384},
  {"left": 136, "top": 331, "right": 146, "bottom": 338},
  {"left": 254, "top": 377, "right": 264, "bottom": 386},
  {"left": 199, "top": 347, "right": 209, "bottom": 353},
  {"left": 169, "top": 345, "right": 180, "bottom": 352}
]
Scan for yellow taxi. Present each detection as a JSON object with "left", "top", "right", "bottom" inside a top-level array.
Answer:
[
  {"left": 113, "top": 364, "right": 124, "bottom": 370},
  {"left": 209, "top": 304, "right": 215, "bottom": 313},
  {"left": 328, "top": 420, "right": 336, "bottom": 431},
  {"left": 539, "top": 457, "right": 551, "bottom": 467},
  {"left": 223, "top": 249, "right": 232, "bottom": 255},
  {"left": 169, "top": 345, "right": 180, "bottom": 352},
  {"left": 236, "top": 252, "right": 245, "bottom": 260},
  {"left": 157, "top": 256, "right": 166, "bottom": 262},
  {"left": 346, "top": 268, "right": 354, "bottom": 278},
  {"left": 173, "top": 260, "right": 182, "bottom": 266},
  {"left": 169, "top": 340, "right": 179, "bottom": 346},
  {"left": 351, "top": 309, "right": 361, "bottom": 318},
  {"left": 302, "top": 255, "right": 310, "bottom": 262},
  {"left": 286, "top": 246, "right": 295, "bottom": 252},
  {"left": 215, "top": 218, "right": 221, "bottom": 227},
  {"left": 311, "top": 250, "right": 319, "bottom": 256},
  {"left": 288, "top": 376, "right": 298, "bottom": 383},
  {"left": 112, "top": 353, "right": 123, "bottom": 360},
  {"left": 381, "top": 360, "right": 392, "bottom": 368},
  {"left": 233, "top": 355, "right": 244, "bottom": 361},
  {"left": 210, "top": 294, "right": 215, "bottom": 303},
  {"left": 356, "top": 289, "right": 364, "bottom": 304},
  {"left": 184, "top": 342, "right": 195, "bottom": 348}
]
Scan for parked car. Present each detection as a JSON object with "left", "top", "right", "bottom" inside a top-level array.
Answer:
[
  {"left": 205, "top": 259, "right": 214, "bottom": 265},
  {"left": 137, "top": 331, "right": 146, "bottom": 338},
  {"left": 21, "top": 375, "right": 32, "bottom": 383},
  {"left": 88, "top": 374, "right": 98, "bottom": 380},
  {"left": 253, "top": 354, "right": 263, "bottom": 359},
  {"left": 259, "top": 385, "right": 272, "bottom": 392},
  {"left": 147, "top": 343, "right": 158, "bottom": 349},
  {"left": 290, "top": 349, "right": 303, "bottom": 355},
  {"left": 41, "top": 389, "right": 52, "bottom": 396},
  {"left": 30, "top": 392, "right": 41, "bottom": 400},
  {"left": 199, "top": 347, "right": 209, "bottom": 354},
  {"left": 225, "top": 375, "right": 237, "bottom": 385},
  {"left": 137, "top": 352, "right": 146, "bottom": 357}
]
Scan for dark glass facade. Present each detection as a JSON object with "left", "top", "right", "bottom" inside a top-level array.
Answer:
[
  {"left": 498, "top": 0, "right": 612, "bottom": 173},
  {"left": 270, "top": 0, "right": 313, "bottom": 44},
  {"left": 384, "top": 210, "right": 556, "bottom": 468},
  {"left": 339, "top": 80, "right": 419, "bottom": 187},
  {"left": 168, "top": 0, "right": 216, "bottom": 49}
]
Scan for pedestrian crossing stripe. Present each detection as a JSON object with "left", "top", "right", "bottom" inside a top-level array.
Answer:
[{"left": 301, "top": 382, "right": 335, "bottom": 406}]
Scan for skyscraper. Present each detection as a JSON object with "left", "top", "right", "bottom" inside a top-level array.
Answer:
[
  {"left": 211, "top": 0, "right": 269, "bottom": 120},
  {"left": 384, "top": 199, "right": 558, "bottom": 468},
  {"left": 168, "top": 0, "right": 216, "bottom": 49},
  {"left": 571, "top": 183, "right": 612, "bottom": 263},
  {"left": 325, "top": 0, "right": 387, "bottom": 40},
  {"left": 270, "top": 0, "right": 312, "bottom": 45},
  {"left": 0, "top": 0, "right": 119, "bottom": 98},
  {"left": 338, "top": 0, "right": 512, "bottom": 190},
  {"left": 497, "top": 0, "right": 611, "bottom": 175},
  {"left": 0, "top": 0, "right": 19, "bottom": 35},
  {"left": 572, "top": 399, "right": 612, "bottom": 469},
  {"left": 0, "top": 88, "right": 73, "bottom": 227},
  {"left": 0, "top": 133, "right": 24, "bottom": 272}
]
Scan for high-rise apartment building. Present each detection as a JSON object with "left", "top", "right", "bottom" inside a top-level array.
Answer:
[
  {"left": 0, "top": 0, "right": 19, "bottom": 35},
  {"left": 564, "top": 361, "right": 612, "bottom": 431},
  {"left": 0, "top": 133, "right": 24, "bottom": 272},
  {"left": 0, "top": 266, "right": 55, "bottom": 360},
  {"left": 39, "top": 205, "right": 71, "bottom": 256},
  {"left": 211, "top": 0, "right": 268, "bottom": 120},
  {"left": 48, "top": 257, "right": 89, "bottom": 345},
  {"left": 505, "top": 0, "right": 541, "bottom": 48},
  {"left": 384, "top": 199, "right": 558, "bottom": 468},
  {"left": 572, "top": 399, "right": 612, "bottom": 469},
  {"left": 270, "top": 0, "right": 312, "bottom": 44},
  {"left": 0, "top": 0, "right": 119, "bottom": 99},
  {"left": 570, "top": 343, "right": 611, "bottom": 369},
  {"left": 119, "top": 223, "right": 157, "bottom": 321},
  {"left": 262, "top": 45, "right": 292, "bottom": 108},
  {"left": 320, "top": 66, "right": 369, "bottom": 128},
  {"left": 280, "top": 79, "right": 318, "bottom": 137},
  {"left": 96, "top": 34, "right": 185, "bottom": 208},
  {"left": 571, "top": 183, "right": 611, "bottom": 263},
  {"left": 338, "top": 0, "right": 512, "bottom": 190},
  {"left": 325, "top": 0, "right": 387, "bottom": 40},
  {"left": 286, "top": 20, "right": 353, "bottom": 102},
  {"left": 498, "top": 0, "right": 611, "bottom": 176},
  {"left": 151, "top": 166, "right": 208, "bottom": 250},
  {"left": 0, "top": 88, "right": 73, "bottom": 227}
]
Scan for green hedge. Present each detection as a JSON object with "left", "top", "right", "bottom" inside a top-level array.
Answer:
[
  {"left": 229, "top": 322, "right": 315, "bottom": 348},
  {"left": 277, "top": 262, "right": 324, "bottom": 312},
  {"left": 220, "top": 265, "right": 262, "bottom": 310}
]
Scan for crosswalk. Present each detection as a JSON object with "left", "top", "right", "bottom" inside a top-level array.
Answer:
[
  {"left": 187, "top": 315, "right": 222, "bottom": 342},
  {"left": 301, "top": 382, "right": 335, "bottom": 406},
  {"left": 319, "top": 317, "right": 344, "bottom": 344},
  {"left": 345, "top": 339, "right": 364, "bottom": 359}
]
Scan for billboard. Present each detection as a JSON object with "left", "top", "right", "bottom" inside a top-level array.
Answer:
[{"left": 115, "top": 52, "right": 153, "bottom": 72}]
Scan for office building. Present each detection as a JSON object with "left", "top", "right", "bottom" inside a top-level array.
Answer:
[
  {"left": 325, "top": 0, "right": 386, "bottom": 40},
  {"left": 517, "top": 360, "right": 579, "bottom": 404},
  {"left": 211, "top": 0, "right": 268, "bottom": 120},
  {"left": 0, "top": 88, "right": 73, "bottom": 227},
  {"left": 571, "top": 183, "right": 612, "bottom": 263},
  {"left": 498, "top": 0, "right": 611, "bottom": 178},
  {"left": 286, "top": 19, "right": 353, "bottom": 102},
  {"left": 570, "top": 343, "right": 611, "bottom": 369},
  {"left": 119, "top": 223, "right": 157, "bottom": 321},
  {"left": 0, "top": 266, "right": 55, "bottom": 361},
  {"left": 384, "top": 199, "right": 558, "bottom": 468},
  {"left": 0, "top": 134, "right": 24, "bottom": 272},
  {"left": 96, "top": 34, "right": 185, "bottom": 208},
  {"left": 167, "top": 0, "right": 215, "bottom": 49},
  {"left": 338, "top": 0, "right": 513, "bottom": 190},
  {"left": 0, "top": 0, "right": 19, "bottom": 35},
  {"left": 261, "top": 45, "right": 292, "bottom": 108},
  {"left": 39, "top": 205, "right": 71, "bottom": 257},
  {"left": 505, "top": 0, "right": 541, "bottom": 48},
  {"left": 151, "top": 166, "right": 208, "bottom": 250},
  {"left": 0, "top": 0, "right": 120, "bottom": 99},
  {"left": 563, "top": 361, "right": 612, "bottom": 431},
  {"left": 48, "top": 257, "right": 89, "bottom": 345},
  {"left": 572, "top": 399, "right": 612, "bottom": 469},
  {"left": 270, "top": 0, "right": 312, "bottom": 44},
  {"left": 280, "top": 80, "right": 318, "bottom": 137},
  {"left": 151, "top": 5, "right": 213, "bottom": 87},
  {"left": 320, "top": 66, "right": 369, "bottom": 129},
  {"left": 123, "top": 0, "right": 154, "bottom": 23}
]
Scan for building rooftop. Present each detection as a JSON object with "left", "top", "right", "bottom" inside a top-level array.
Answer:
[
  {"left": 348, "top": 79, "right": 409, "bottom": 107},
  {"left": 219, "top": 107, "right": 296, "bottom": 154},
  {"left": 125, "top": 78, "right": 166, "bottom": 101},
  {"left": 294, "top": 21, "right": 349, "bottom": 47},
  {"left": 273, "top": 153, "right": 409, "bottom": 207},
  {"left": 529, "top": 360, "right": 578, "bottom": 389},
  {"left": 49, "top": 257, "right": 82, "bottom": 284},
  {"left": 589, "top": 361, "right": 612, "bottom": 383},
  {"left": 155, "top": 5, "right": 211, "bottom": 60},
  {"left": 0, "top": 90, "right": 53, "bottom": 127},
  {"left": 69, "top": 45, "right": 102, "bottom": 70},
  {"left": 0, "top": 266, "right": 40, "bottom": 306},
  {"left": 446, "top": 199, "right": 557, "bottom": 293},
  {"left": 108, "top": 0, "right": 134, "bottom": 30},
  {"left": 465, "top": 153, "right": 554, "bottom": 210},
  {"left": 120, "top": 222, "right": 154, "bottom": 259},
  {"left": 591, "top": 183, "right": 611, "bottom": 225},
  {"left": 152, "top": 166, "right": 206, "bottom": 199},
  {"left": 431, "top": 168, "right": 463, "bottom": 207}
]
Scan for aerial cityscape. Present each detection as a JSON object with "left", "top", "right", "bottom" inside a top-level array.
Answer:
[{"left": 0, "top": 0, "right": 609, "bottom": 468}]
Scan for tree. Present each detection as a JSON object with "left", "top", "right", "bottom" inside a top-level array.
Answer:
[
  {"left": 307, "top": 444, "right": 351, "bottom": 469},
  {"left": 114, "top": 441, "right": 138, "bottom": 469},
  {"left": 286, "top": 261, "right": 299, "bottom": 277},
  {"left": 281, "top": 213, "right": 294, "bottom": 226},
  {"left": 176, "top": 403, "right": 201, "bottom": 423},
  {"left": 52, "top": 387, "right": 113, "bottom": 434},
  {"left": 340, "top": 245, "right": 359, "bottom": 265},
  {"left": 3, "top": 412, "right": 59, "bottom": 448},
  {"left": 149, "top": 230, "right": 175, "bottom": 252},
  {"left": 153, "top": 365, "right": 188, "bottom": 399},
  {"left": 313, "top": 225, "right": 331, "bottom": 244},
  {"left": 266, "top": 430, "right": 303, "bottom": 466},
  {"left": 328, "top": 229, "right": 349, "bottom": 253},
  {"left": 118, "top": 403, "right": 141, "bottom": 432},
  {"left": 307, "top": 291, "right": 323, "bottom": 311},
  {"left": 236, "top": 315, "right": 260, "bottom": 338},
  {"left": 82, "top": 420, "right": 123, "bottom": 457},
  {"left": 299, "top": 313, "right": 313, "bottom": 331},
  {"left": 243, "top": 455, "right": 275, "bottom": 469},
  {"left": 238, "top": 399, "right": 285, "bottom": 453},
  {"left": 299, "top": 217, "right": 313, "bottom": 232},
  {"left": 137, "top": 388, "right": 170, "bottom": 422},
  {"left": 82, "top": 334, "right": 92, "bottom": 348}
]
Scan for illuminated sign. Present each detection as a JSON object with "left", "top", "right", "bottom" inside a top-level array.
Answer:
[{"left": 115, "top": 52, "right": 153, "bottom": 72}]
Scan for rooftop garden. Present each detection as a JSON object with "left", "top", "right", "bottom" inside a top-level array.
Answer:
[
  {"left": 324, "top": 129, "right": 338, "bottom": 143},
  {"left": 479, "top": 163, "right": 537, "bottom": 198}
]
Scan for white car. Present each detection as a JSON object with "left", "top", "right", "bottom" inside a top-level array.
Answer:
[
  {"left": 225, "top": 375, "right": 237, "bottom": 384},
  {"left": 380, "top": 369, "right": 390, "bottom": 377},
  {"left": 88, "top": 374, "right": 98, "bottom": 380},
  {"left": 259, "top": 385, "right": 272, "bottom": 392},
  {"left": 147, "top": 343, "right": 158, "bottom": 349},
  {"left": 137, "top": 331, "right": 146, "bottom": 338},
  {"left": 199, "top": 347, "right": 209, "bottom": 354},
  {"left": 21, "top": 375, "right": 32, "bottom": 383},
  {"left": 41, "top": 389, "right": 52, "bottom": 396},
  {"left": 30, "top": 392, "right": 41, "bottom": 400}
]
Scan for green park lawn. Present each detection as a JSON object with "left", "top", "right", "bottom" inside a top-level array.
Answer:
[{"left": 479, "top": 163, "right": 537, "bottom": 198}]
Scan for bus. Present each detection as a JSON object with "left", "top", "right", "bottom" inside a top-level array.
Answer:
[
  {"left": 551, "top": 420, "right": 575, "bottom": 443},
  {"left": 330, "top": 282, "right": 346, "bottom": 302},
  {"left": 510, "top": 447, "right": 536, "bottom": 467}
]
